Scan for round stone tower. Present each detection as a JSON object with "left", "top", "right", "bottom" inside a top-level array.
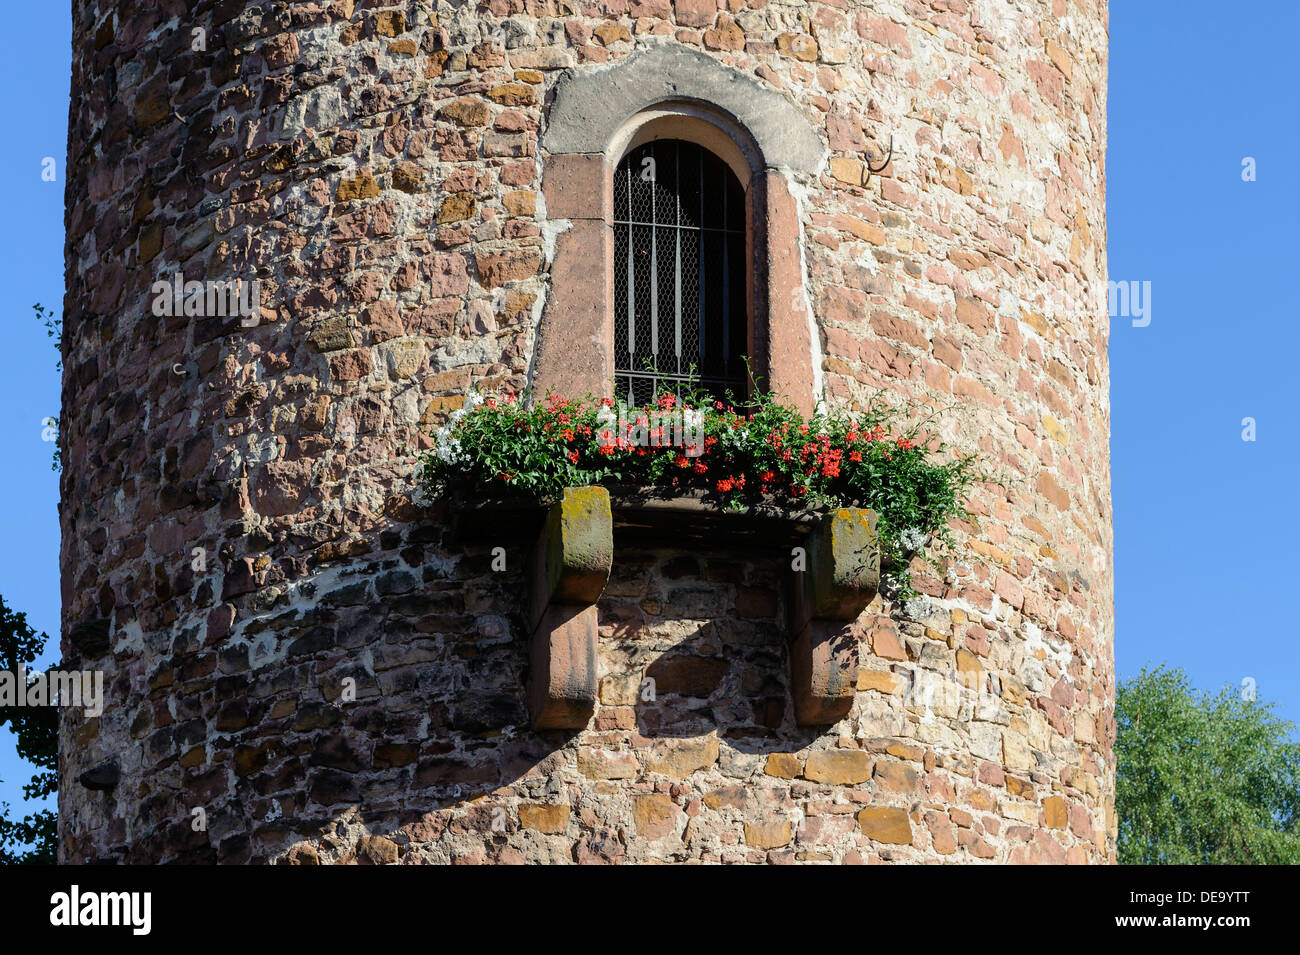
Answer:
[{"left": 60, "top": 0, "right": 1112, "bottom": 863}]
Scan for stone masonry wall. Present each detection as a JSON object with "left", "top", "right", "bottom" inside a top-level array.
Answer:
[{"left": 60, "top": 0, "right": 1113, "bottom": 863}]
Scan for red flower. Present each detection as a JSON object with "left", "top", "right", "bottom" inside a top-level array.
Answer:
[
  {"left": 760, "top": 470, "right": 775, "bottom": 482},
  {"left": 568, "top": 450, "right": 579, "bottom": 464},
  {"left": 657, "top": 392, "right": 677, "bottom": 410},
  {"left": 897, "top": 438, "right": 916, "bottom": 450},
  {"left": 675, "top": 455, "right": 691, "bottom": 469},
  {"left": 693, "top": 460, "right": 708, "bottom": 474},
  {"left": 849, "top": 450, "right": 862, "bottom": 463}
]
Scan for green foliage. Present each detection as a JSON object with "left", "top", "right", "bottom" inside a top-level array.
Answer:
[
  {"left": 1116, "top": 665, "right": 1300, "bottom": 865},
  {"left": 33, "top": 303, "right": 61, "bottom": 374},
  {"left": 33, "top": 303, "right": 62, "bottom": 472},
  {"left": 0, "top": 596, "right": 57, "bottom": 864},
  {"left": 418, "top": 385, "right": 983, "bottom": 596}
]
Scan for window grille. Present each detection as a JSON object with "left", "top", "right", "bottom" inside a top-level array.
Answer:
[{"left": 613, "top": 139, "right": 747, "bottom": 405}]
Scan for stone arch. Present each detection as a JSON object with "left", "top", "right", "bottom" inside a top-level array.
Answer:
[
  {"left": 542, "top": 44, "right": 825, "bottom": 175},
  {"left": 532, "top": 45, "right": 825, "bottom": 413}
]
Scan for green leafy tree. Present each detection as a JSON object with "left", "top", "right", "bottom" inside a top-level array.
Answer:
[
  {"left": 1116, "top": 665, "right": 1300, "bottom": 864},
  {"left": 0, "top": 596, "right": 57, "bottom": 864}
]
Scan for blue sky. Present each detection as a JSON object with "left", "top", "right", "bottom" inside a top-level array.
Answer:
[{"left": 1, "top": 4, "right": 1296, "bottom": 830}]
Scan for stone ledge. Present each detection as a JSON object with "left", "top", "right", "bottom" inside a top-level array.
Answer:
[{"left": 446, "top": 488, "right": 821, "bottom": 546}]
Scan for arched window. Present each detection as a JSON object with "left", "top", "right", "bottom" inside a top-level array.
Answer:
[
  {"left": 535, "top": 47, "right": 824, "bottom": 415},
  {"left": 612, "top": 140, "right": 747, "bottom": 405}
]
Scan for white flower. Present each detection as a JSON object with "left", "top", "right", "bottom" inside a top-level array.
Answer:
[
  {"left": 463, "top": 391, "right": 485, "bottom": 412},
  {"left": 900, "top": 527, "right": 928, "bottom": 552},
  {"left": 433, "top": 424, "right": 466, "bottom": 465},
  {"left": 720, "top": 420, "right": 749, "bottom": 449}
]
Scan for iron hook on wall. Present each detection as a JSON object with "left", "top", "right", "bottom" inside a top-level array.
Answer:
[{"left": 866, "top": 134, "right": 894, "bottom": 182}]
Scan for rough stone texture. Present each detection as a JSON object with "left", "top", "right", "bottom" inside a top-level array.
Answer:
[{"left": 60, "top": 0, "right": 1112, "bottom": 865}]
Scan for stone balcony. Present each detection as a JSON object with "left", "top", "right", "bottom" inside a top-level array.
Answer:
[{"left": 448, "top": 486, "right": 880, "bottom": 730}]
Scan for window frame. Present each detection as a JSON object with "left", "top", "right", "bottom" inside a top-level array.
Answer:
[
  {"left": 535, "top": 60, "right": 822, "bottom": 416},
  {"left": 611, "top": 134, "right": 750, "bottom": 405}
]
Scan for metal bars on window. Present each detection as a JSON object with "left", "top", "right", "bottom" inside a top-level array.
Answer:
[{"left": 613, "top": 140, "right": 746, "bottom": 406}]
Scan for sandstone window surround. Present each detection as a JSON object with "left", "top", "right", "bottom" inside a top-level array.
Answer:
[{"left": 532, "top": 45, "right": 827, "bottom": 415}]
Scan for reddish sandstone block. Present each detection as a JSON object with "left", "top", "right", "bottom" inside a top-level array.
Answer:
[
  {"left": 789, "top": 619, "right": 859, "bottom": 726},
  {"left": 527, "top": 603, "right": 598, "bottom": 730},
  {"left": 674, "top": 0, "right": 716, "bottom": 28},
  {"left": 531, "top": 218, "right": 613, "bottom": 400}
]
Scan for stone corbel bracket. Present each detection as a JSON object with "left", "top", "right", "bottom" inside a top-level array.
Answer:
[
  {"left": 788, "top": 508, "right": 881, "bottom": 725},
  {"left": 525, "top": 487, "right": 614, "bottom": 730}
]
